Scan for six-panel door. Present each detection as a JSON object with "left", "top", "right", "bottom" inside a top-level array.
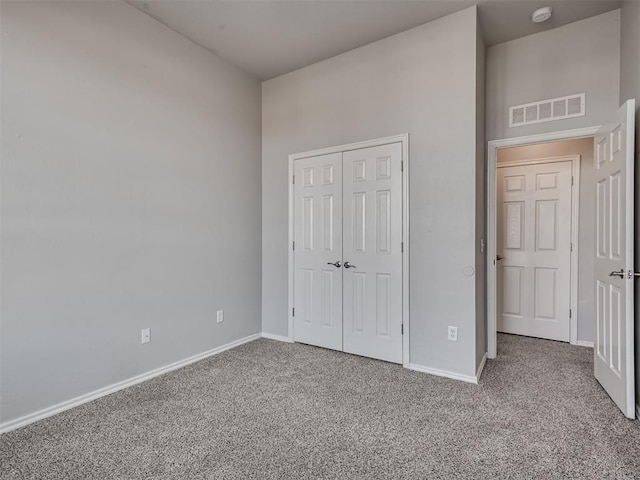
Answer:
[
  {"left": 593, "top": 100, "right": 635, "bottom": 419},
  {"left": 342, "top": 143, "right": 403, "bottom": 364},
  {"left": 293, "top": 153, "right": 343, "bottom": 350},
  {"left": 497, "top": 161, "right": 572, "bottom": 342}
]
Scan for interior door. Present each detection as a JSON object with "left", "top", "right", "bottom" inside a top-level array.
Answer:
[
  {"left": 342, "top": 143, "right": 403, "bottom": 364},
  {"left": 593, "top": 99, "right": 635, "bottom": 419},
  {"left": 497, "top": 161, "right": 573, "bottom": 342},
  {"left": 293, "top": 153, "right": 343, "bottom": 350}
]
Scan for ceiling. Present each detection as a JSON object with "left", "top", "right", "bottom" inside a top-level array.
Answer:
[{"left": 127, "top": 0, "right": 622, "bottom": 80}]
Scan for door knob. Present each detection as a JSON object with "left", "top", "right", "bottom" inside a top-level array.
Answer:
[
  {"left": 344, "top": 261, "right": 356, "bottom": 269},
  {"left": 496, "top": 255, "right": 504, "bottom": 261},
  {"left": 609, "top": 269, "right": 625, "bottom": 278},
  {"left": 327, "top": 261, "right": 341, "bottom": 268}
]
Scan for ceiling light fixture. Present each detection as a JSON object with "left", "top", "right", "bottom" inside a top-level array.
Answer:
[{"left": 531, "top": 6, "right": 553, "bottom": 23}]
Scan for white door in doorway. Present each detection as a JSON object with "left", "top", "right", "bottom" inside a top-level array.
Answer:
[
  {"left": 292, "top": 143, "right": 404, "bottom": 364},
  {"left": 593, "top": 100, "right": 635, "bottom": 419},
  {"left": 343, "top": 143, "right": 403, "bottom": 364},
  {"left": 497, "top": 160, "right": 573, "bottom": 342},
  {"left": 293, "top": 152, "right": 343, "bottom": 351}
]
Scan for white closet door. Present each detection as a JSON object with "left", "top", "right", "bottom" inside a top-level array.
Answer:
[
  {"left": 497, "top": 161, "right": 572, "bottom": 342},
  {"left": 342, "top": 143, "right": 403, "bottom": 364},
  {"left": 293, "top": 153, "right": 343, "bottom": 351}
]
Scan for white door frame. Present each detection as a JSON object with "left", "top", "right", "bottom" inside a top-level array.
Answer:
[
  {"left": 497, "top": 155, "right": 580, "bottom": 343},
  {"left": 487, "top": 126, "right": 600, "bottom": 359},
  {"left": 288, "top": 134, "right": 410, "bottom": 367}
]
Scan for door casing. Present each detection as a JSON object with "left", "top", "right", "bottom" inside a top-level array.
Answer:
[
  {"left": 487, "top": 126, "right": 600, "bottom": 359},
  {"left": 288, "top": 134, "right": 410, "bottom": 367},
  {"left": 496, "top": 155, "right": 580, "bottom": 343}
]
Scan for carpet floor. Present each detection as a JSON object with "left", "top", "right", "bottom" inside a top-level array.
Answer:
[{"left": 1, "top": 334, "right": 639, "bottom": 479}]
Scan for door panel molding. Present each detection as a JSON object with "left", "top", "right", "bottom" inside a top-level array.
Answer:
[{"left": 288, "top": 134, "right": 410, "bottom": 367}]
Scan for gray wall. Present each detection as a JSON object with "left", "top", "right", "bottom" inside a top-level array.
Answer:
[
  {"left": 498, "top": 138, "right": 596, "bottom": 344},
  {"left": 0, "top": 1, "right": 262, "bottom": 424},
  {"left": 475, "top": 20, "right": 487, "bottom": 370},
  {"left": 619, "top": 0, "right": 640, "bottom": 414},
  {"left": 262, "top": 7, "right": 484, "bottom": 376},
  {"left": 486, "top": 10, "right": 621, "bottom": 141}
]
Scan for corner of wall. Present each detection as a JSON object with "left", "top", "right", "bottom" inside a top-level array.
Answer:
[{"left": 475, "top": 11, "right": 488, "bottom": 369}]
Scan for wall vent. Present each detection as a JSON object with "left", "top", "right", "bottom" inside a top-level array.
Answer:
[{"left": 509, "top": 93, "right": 586, "bottom": 128}]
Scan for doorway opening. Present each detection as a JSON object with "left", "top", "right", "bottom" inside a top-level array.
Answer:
[
  {"left": 488, "top": 101, "right": 636, "bottom": 420},
  {"left": 487, "top": 127, "right": 600, "bottom": 359},
  {"left": 496, "top": 153, "right": 582, "bottom": 343}
]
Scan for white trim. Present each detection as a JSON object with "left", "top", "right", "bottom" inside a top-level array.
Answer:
[
  {"left": 575, "top": 340, "right": 594, "bottom": 348},
  {"left": 401, "top": 137, "right": 410, "bottom": 368},
  {"left": 287, "top": 134, "right": 410, "bottom": 367},
  {"left": 289, "top": 134, "right": 410, "bottom": 160},
  {"left": 487, "top": 126, "right": 600, "bottom": 359},
  {"left": 261, "top": 332, "right": 294, "bottom": 343},
  {"left": 408, "top": 363, "right": 479, "bottom": 385},
  {"left": 496, "top": 154, "right": 581, "bottom": 345},
  {"left": 0, "top": 333, "right": 261, "bottom": 434},
  {"left": 496, "top": 156, "right": 578, "bottom": 168},
  {"left": 476, "top": 353, "right": 488, "bottom": 382},
  {"left": 623, "top": 100, "right": 636, "bottom": 419}
]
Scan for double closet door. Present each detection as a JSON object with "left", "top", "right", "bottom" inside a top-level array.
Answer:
[{"left": 293, "top": 142, "right": 403, "bottom": 364}]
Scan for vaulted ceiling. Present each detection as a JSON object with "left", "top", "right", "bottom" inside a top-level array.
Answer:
[{"left": 128, "top": 0, "right": 621, "bottom": 80}]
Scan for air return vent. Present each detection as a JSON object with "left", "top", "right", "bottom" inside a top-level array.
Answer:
[{"left": 509, "top": 93, "right": 585, "bottom": 127}]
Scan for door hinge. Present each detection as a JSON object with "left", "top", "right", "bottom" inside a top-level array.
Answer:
[
  {"left": 570, "top": 242, "right": 573, "bottom": 252},
  {"left": 571, "top": 176, "right": 574, "bottom": 186},
  {"left": 292, "top": 307, "right": 295, "bottom": 317},
  {"left": 401, "top": 242, "right": 404, "bottom": 253},
  {"left": 401, "top": 324, "right": 404, "bottom": 335},
  {"left": 569, "top": 309, "right": 572, "bottom": 319},
  {"left": 292, "top": 175, "right": 295, "bottom": 184},
  {"left": 292, "top": 241, "right": 295, "bottom": 251},
  {"left": 401, "top": 161, "right": 404, "bottom": 172}
]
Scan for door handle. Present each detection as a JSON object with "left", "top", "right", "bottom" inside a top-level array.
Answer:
[
  {"left": 496, "top": 255, "right": 504, "bottom": 261},
  {"left": 609, "top": 269, "right": 625, "bottom": 278},
  {"left": 344, "top": 261, "right": 356, "bottom": 269},
  {"left": 327, "top": 261, "right": 341, "bottom": 268}
]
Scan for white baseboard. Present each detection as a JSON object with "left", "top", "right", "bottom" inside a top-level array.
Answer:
[
  {"left": 575, "top": 340, "right": 594, "bottom": 348},
  {"left": 408, "top": 363, "right": 479, "bottom": 384},
  {"left": 0, "top": 333, "right": 261, "bottom": 434},
  {"left": 261, "top": 332, "right": 293, "bottom": 343},
  {"left": 476, "top": 353, "right": 488, "bottom": 382}
]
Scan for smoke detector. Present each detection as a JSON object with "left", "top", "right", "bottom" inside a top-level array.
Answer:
[{"left": 532, "top": 6, "right": 553, "bottom": 23}]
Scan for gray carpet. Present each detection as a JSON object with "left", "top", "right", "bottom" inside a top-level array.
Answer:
[{"left": 1, "top": 334, "right": 639, "bottom": 479}]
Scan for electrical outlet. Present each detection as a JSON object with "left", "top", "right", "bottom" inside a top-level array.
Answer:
[
  {"left": 141, "top": 328, "right": 151, "bottom": 344},
  {"left": 447, "top": 326, "right": 458, "bottom": 342},
  {"left": 217, "top": 310, "right": 224, "bottom": 323}
]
